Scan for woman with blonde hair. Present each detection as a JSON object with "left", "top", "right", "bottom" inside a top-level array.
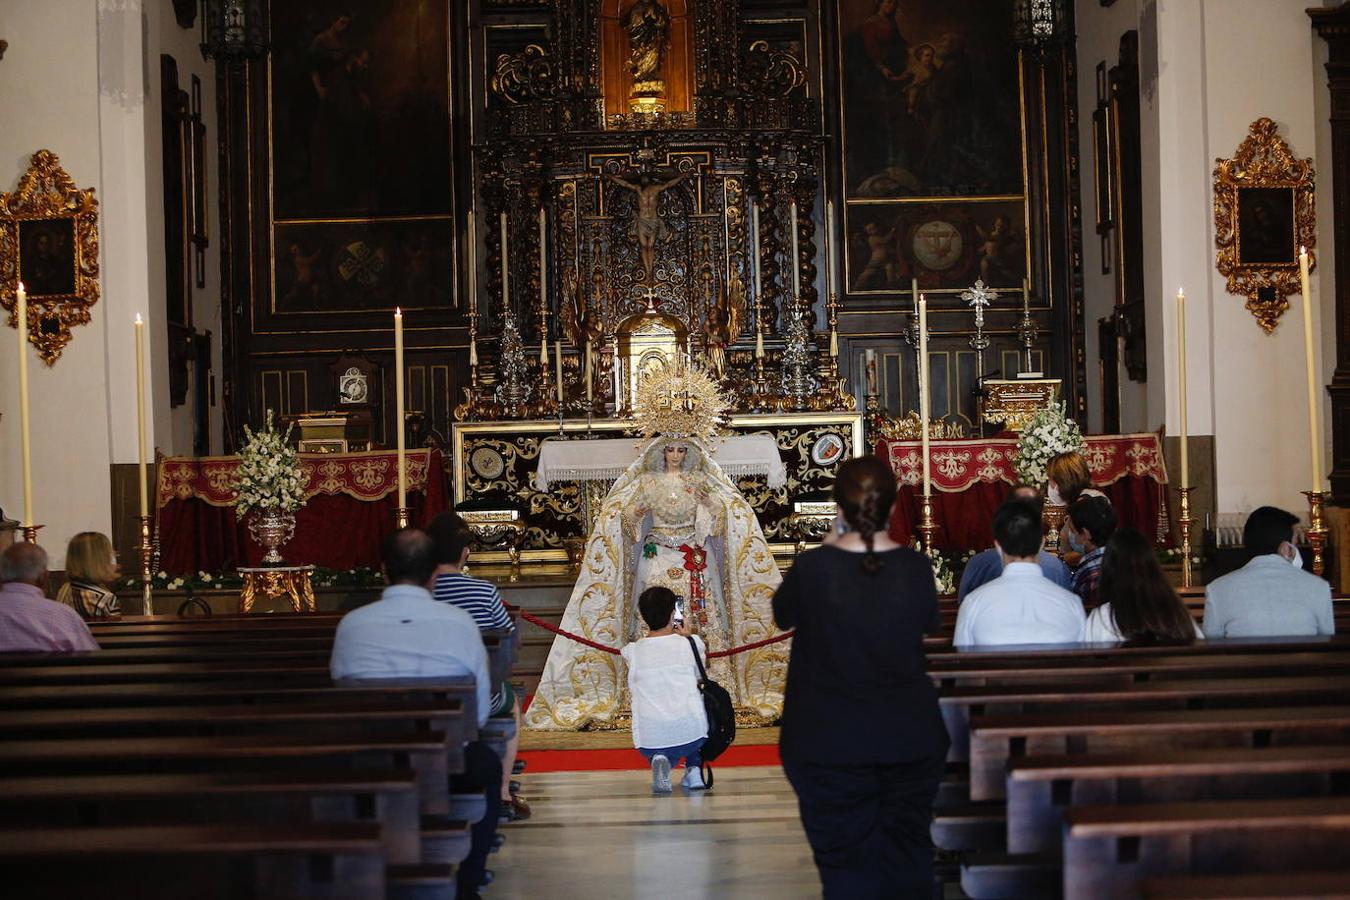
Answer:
[
  {"left": 1046, "top": 451, "right": 1105, "bottom": 507},
  {"left": 57, "top": 532, "right": 120, "bottom": 619}
]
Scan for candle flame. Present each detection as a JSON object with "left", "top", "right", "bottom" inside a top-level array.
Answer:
[
  {"left": 1300, "top": 245, "right": 1307, "bottom": 256},
  {"left": 135, "top": 313, "right": 142, "bottom": 324},
  {"left": 16, "top": 281, "right": 24, "bottom": 294},
  {"left": 395, "top": 307, "right": 402, "bottom": 316},
  {"left": 1177, "top": 287, "right": 1184, "bottom": 298}
]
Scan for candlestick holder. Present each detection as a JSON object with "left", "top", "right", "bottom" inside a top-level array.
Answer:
[
  {"left": 1303, "top": 489, "right": 1329, "bottom": 578},
  {"left": 20, "top": 524, "right": 41, "bottom": 544},
  {"left": 1018, "top": 309, "right": 1039, "bottom": 372},
  {"left": 752, "top": 353, "right": 771, "bottom": 411},
  {"left": 396, "top": 507, "right": 411, "bottom": 530},
  {"left": 1043, "top": 503, "right": 1067, "bottom": 559},
  {"left": 824, "top": 290, "right": 842, "bottom": 383},
  {"left": 139, "top": 514, "right": 154, "bottom": 616},
  {"left": 917, "top": 494, "right": 938, "bottom": 557},
  {"left": 1175, "top": 486, "right": 1195, "bottom": 588}
]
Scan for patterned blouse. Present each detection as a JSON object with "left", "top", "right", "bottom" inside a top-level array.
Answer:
[{"left": 56, "top": 580, "right": 121, "bottom": 620}]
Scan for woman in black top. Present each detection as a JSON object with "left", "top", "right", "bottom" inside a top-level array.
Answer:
[{"left": 774, "top": 456, "right": 949, "bottom": 899}]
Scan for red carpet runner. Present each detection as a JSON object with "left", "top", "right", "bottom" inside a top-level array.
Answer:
[{"left": 520, "top": 743, "right": 781, "bottom": 773}]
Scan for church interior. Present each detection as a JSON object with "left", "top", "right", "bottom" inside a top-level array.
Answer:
[{"left": 3, "top": 0, "right": 1350, "bottom": 897}]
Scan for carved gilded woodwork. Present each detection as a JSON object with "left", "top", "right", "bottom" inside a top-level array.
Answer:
[
  {"left": 0, "top": 150, "right": 100, "bottom": 365},
  {"left": 1213, "top": 118, "right": 1316, "bottom": 334}
]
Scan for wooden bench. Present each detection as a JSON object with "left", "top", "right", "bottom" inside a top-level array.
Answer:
[
  {"left": 969, "top": 705, "right": 1350, "bottom": 801},
  {"left": 1064, "top": 797, "right": 1350, "bottom": 900},
  {"left": 1006, "top": 744, "right": 1350, "bottom": 854},
  {"left": 0, "top": 821, "right": 388, "bottom": 899},
  {"left": 1141, "top": 870, "right": 1350, "bottom": 898}
]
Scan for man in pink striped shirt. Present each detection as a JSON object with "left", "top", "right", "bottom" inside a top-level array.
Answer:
[{"left": 0, "top": 542, "right": 99, "bottom": 652}]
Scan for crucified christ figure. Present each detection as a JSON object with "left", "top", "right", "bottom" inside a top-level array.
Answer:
[{"left": 606, "top": 169, "right": 693, "bottom": 283}]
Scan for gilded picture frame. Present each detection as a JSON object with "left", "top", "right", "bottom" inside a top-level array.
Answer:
[
  {"left": 1213, "top": 118, "right": 1315, "bottom": 334},
  {"left": 0, "top": 150, "right": 100, "bottom": 365}
]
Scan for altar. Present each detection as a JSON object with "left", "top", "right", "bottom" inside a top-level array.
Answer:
[{"left": 876, "top": 433, "right": 1170, "bottom": 552}]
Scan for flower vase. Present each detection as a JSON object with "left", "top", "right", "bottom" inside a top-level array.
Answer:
[{"left": 248, "top": 509, "right": 296, "bottom": 565}]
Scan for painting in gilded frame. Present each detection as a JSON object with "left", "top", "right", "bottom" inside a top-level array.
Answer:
[{"left": 267, "top": 1, "right": 451, "bottom": 315}]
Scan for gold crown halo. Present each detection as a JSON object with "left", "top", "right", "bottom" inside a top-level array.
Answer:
[{"left": 630, "top": 362, "right": 730, "bottom": 445}]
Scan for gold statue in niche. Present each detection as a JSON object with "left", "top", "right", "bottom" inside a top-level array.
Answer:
[{"left": 624, "top": 0, "right": 670, "bottom": 108}]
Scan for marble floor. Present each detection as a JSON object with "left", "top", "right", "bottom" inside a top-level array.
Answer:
[{"left": 489, "top": 765, "right": 822, "bottom": 899}]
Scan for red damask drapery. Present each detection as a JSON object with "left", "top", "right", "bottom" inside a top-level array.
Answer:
[
  {"left": 156, "top": 449, "right": 450, "bottom": 575},
  {"left": 875, "top": 433, "right": 1170, "bottom": 551}
]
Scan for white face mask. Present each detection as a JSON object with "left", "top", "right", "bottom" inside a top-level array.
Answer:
[{"left": 1287, "top": 545, "right": 1303, "bottom": 570}]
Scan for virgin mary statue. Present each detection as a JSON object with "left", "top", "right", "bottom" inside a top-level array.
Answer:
[{"left": 524, "top": 367, "right": 787, "bottom": 731}]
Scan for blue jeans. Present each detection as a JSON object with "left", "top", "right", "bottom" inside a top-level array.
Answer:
[{"left": 638, "top": 737, "right": 706, "bottom": 768}]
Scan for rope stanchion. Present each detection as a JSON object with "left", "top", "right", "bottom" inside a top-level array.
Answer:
[{"left": 506, "top": 601, "right": 794, "bottom": 659}]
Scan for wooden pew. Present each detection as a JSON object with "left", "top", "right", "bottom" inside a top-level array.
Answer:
[
  {"left": 0, "top": 769, "right": 424, "bottom": 865},
  {"left": 0, "top": 821, "right": 388, "bottom": 899},
  {"left": 1063, "top": 797, "right": 1350, "bottom": 900},
  {"left": 968, "top": 704, "right": 1350, "bottom": 801},
  {"left": 1142, "top": 870, "right": 1350, "bottom": 898},
  {"left": 1006, "top": 744, "right": 1350, "bottom": 854}
]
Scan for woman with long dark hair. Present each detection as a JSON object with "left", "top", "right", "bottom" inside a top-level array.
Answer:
[
  {"left": 773, "top": 456, "right": 949, "bottom": 898},
  {"left": 1085, "top": 527, "right": 1203, "bottom": 642}
]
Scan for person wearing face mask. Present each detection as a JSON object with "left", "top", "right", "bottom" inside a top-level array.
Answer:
[
  {"left": 1066, "top": 496, "right": 1117, "bottom": 610},
  {"left": 1203, "top": 506, "right": 1335, "bottom": 638}
]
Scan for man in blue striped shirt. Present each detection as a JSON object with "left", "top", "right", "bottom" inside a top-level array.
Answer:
[{"left": 428, "top": 513, "right": 528, "bottom": 822}]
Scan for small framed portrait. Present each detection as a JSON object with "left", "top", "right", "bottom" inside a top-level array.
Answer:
[
  {"left": 18, "top": 218, "right": 77, "bottom": 297},
  {"left": 1236, "top": 187, "right": 1296, "bottom": 266}
]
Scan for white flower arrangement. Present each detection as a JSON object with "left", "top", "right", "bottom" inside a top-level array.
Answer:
[
  {"left": 1013, "top": 401, "right": 1085, "bottom": 487},
  {"left": 234, "top": 410, "right": 307, "bottom": 520}
]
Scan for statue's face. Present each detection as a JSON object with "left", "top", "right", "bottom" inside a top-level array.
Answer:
[{"left": 663, "top": 444, "right": 688, "bottom": 470}]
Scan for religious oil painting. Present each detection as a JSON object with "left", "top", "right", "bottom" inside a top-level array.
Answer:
[
  {"left": 1236, "top": 187, "right": 1296, "bottom": 266},
  {"left": 838, "top": 0, "right": 1023, "bottom": 199},
  {"left": 845, "top": 201, "right": 1026, "bottom": 294},
  {"left": 18, "top": 218, "right": 76, "bottom": 297},
  {"left": 273, "top": 220, "right": 453, "bottom": 314},
  {"left": 269, "top": 1, "right": 450, "bottom": 220}
]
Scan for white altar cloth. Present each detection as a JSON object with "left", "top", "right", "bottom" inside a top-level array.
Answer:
[{"left": 533, "top": 434, "right": 786, "bottom": 490}]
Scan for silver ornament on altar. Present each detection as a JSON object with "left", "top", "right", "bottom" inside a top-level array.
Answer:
[
  {"left": 493, "top": 312, "right": 533, "bottom": 415},
  {"left": 779, "top": 307, "right": 820, "bottom": 406},
  {"left": 248, "top": 509, "right": 296, "bottom": 566}
]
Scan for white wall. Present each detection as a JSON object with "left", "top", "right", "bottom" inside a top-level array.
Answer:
[
  {"left": 1076, "top": 0, "right": 1335, "bottom": 516},
  {"left": 0, "top": 0, "right": 222, "bottom": 566}
]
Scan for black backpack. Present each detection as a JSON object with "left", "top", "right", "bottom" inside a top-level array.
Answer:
[{"left": 687, "top": 636, "right": 736, "bottom": 776}]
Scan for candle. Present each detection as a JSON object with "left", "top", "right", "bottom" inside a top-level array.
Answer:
[
  {"left": 134, "top": 314, "right": 148, "bottom": 518},
  {"left": 751, "top": 204, "right": 762, "bottom": 299},
  {"left": 466, "top": 210, "right": 476, "bottom": 311},
  {"left": 825, "top": 200, "right": 839, "bottom": 296},
  {"left": 864, "top": 348, "right": 878, "bottom": 395},
  {"left": 911, "top": 278, "right": 919, "bottom": 316},
  {"left": 1176, "top": 288, "right": 1188, "bottom": 489},
  {"left": 919, "top": 295, "right": 932, "bottom": 499},
  {"left": 394, "top": 308, "right": 406, "bottom": 511},
  {"left": 789, "top": 200, "right": 800, "bottom": 298},
  {"left": 538, "top": 207, "right": 548, "bottom": 364},
  {"left": 555, "top": 340, "right": 564, "bottom": 407},
  {"left": 499, "top": 212, "right": 509, "bottom": 308},
  {"left": 612, "top": 338, "right": 621, "bottom": 406},
  {"left": 585, "top": 340, "right": 594, "bottom": 407},
  {"left": 16, "top": 282, "right": 32, "bottom": 527},
  {"left": 1299, "top": 247, "right": 1323, "bottom": 491}
]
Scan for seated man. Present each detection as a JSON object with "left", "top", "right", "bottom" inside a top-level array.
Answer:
[
  {"left": 0, "top": 542, "right": 99, "bottom": 652},
  {"left": 958, "top": 484, "right": 1072, "bottom": 601},
  {"left": 427, "top": 512, "right": 529, "bottom": 822},
  {"left": 1204, "top": 506, "right": 1335, "bottom": 637},
  {"left": 1066, "top": 495, "right": 1117, "bottom": 609},
  {"left": 954, "top": 499, "right": 1086, "bottom": 647},
  {"left": 329, "top": 528, "right": 499, "bottom": 900}
]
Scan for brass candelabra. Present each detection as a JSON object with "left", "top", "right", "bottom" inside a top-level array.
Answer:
[
  {"left": 1175, "top": 486, "right": 1194, "bottom": 588},
  {"left": 139, "top": 514, "right": 154, "bottom": 616},
  {"left": 396, "top": 507, "right": 411, "bottom": 530},
  {"left": 1303, "top": 489, "right": 1329, "bottom": 577},
  {"left": 917, "top": 493, "right": 938, "bottom": 557}
]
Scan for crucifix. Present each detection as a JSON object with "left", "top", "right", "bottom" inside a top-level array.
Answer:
[{"left": 961, "top": 279, "right": 997, "bottom": 434}]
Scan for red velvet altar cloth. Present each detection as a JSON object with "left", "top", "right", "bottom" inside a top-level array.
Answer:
[
  {"left": 876, "top": 433, "right": 1169, "bottom": 551},
  {"left": 156, "top": 449, "right": 449, "bottom": 575}
]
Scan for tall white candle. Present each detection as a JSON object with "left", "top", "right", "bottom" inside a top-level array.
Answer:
[
  {"left": 825, "top": 199, "right": 839, "bottom": 296},
  {"left": 466, "top": 210, "right": 477, "bottom": 312},
  {"left": 751, "top": 204, "right": 762, "bottom": 299},
  {"left": 539, "top": 207, "right": 548, "bottom": 364},
  {"left": 394, "top": 308, "right": 406, "bottom": 511},
  {"left": 1176, "top": 288, "right": 1188, "bottom": 490},
  {"left": 134, "top": 314, "right": 148, "bottom": 518},
  {"left": 1022, "top": 278, "right": 1031, "bottom": 316},
  {"left": 585, "top": 341, "right": 594, "bottom": 407},
  {"left": 789, "top": 200, "right": 800, "bottom": 298},
  {"left": 555, "top": 340, "right": 564, "bottom": 407},
  {"left": 499, "top": 212, "right": 509, "bottom": 308},
  {"left": 1299, "top": 247, "right": 1323, "bottom": 491},
  {"left": 919, "top": 295, "right": 932, "bottom": 500},
  {"left": 16, "top": 282, "right": 32, "bottom": 527}
]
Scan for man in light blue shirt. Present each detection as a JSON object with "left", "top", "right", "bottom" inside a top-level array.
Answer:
[
  {"left": 329, "top": 528, "right": 499, "bottom": 900},
  {"left": 955, "top": 499, "right": 1086, "bottom": 647},
  {"left": 958, "top": 485, "right": 1072, "bottom": 602},
  {"left": 1204, "top": 506, "right": 1335, "bottom": 638}
]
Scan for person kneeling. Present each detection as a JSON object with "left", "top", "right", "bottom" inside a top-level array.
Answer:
[{"left": 622, "top": 586, "right": 710, "bottom": 794}]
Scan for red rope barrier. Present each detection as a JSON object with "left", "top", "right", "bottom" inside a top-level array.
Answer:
[{"left": 506, "top": 603, "right": 794, "bottom": 658}]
